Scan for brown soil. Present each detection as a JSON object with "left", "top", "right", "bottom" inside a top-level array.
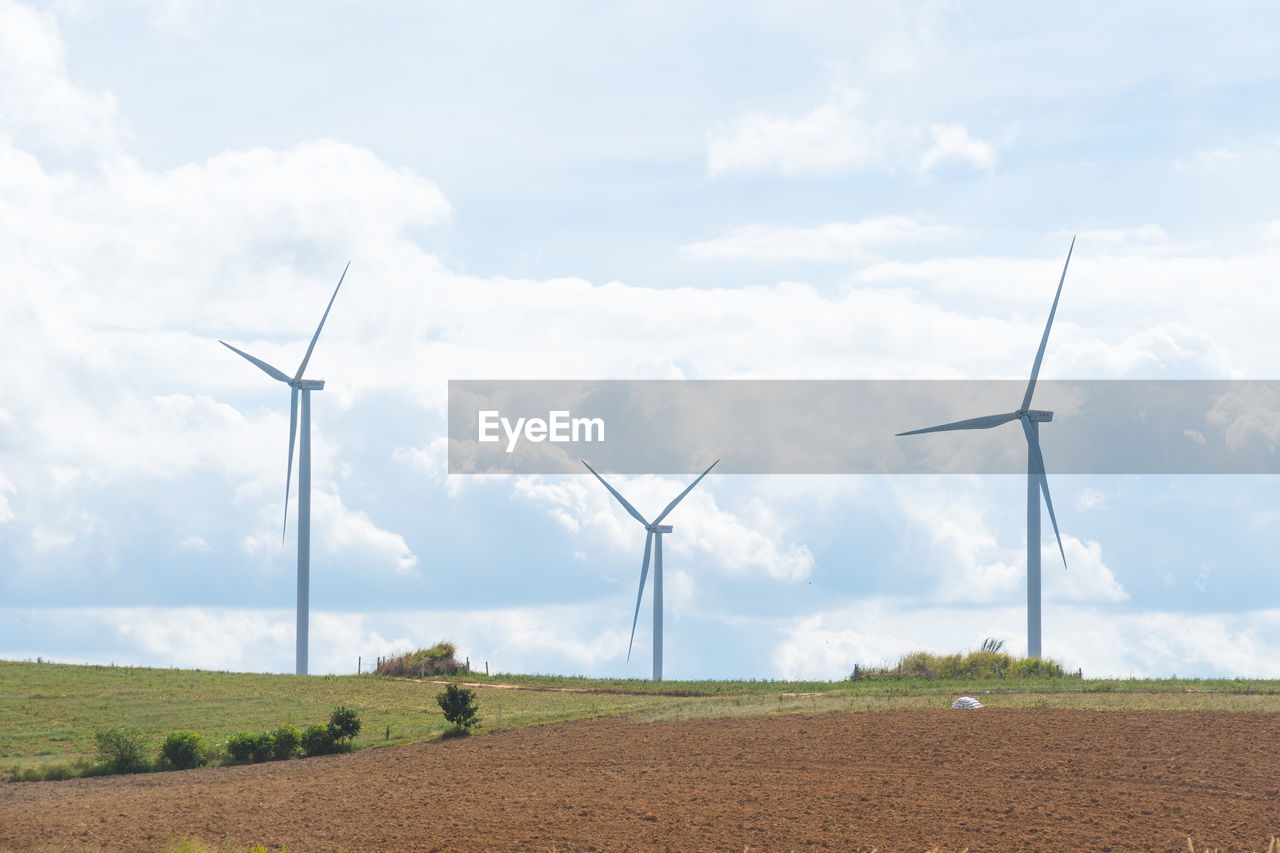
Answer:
[{"left": 2, "top": 709, "right": 1279, "bottom": 851}]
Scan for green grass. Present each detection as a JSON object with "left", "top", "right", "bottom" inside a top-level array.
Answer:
[{"left": 5, "top": 659, "right": 1280, "bottom": 779}]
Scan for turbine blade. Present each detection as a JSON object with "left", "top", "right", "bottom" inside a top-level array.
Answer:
[
  {"left": 581, "top": 459, "right": 649, "bottom": 526},
  {"left": 294, "top": 261, "right": 350, "bottom": 381},
  {"left": 220, "top": 341, "right": 291, "bottom": 384},
  {"left": 627, "top": 531, "right": 654, "bottom": 662},
  {"left": 896, "top": 411, "right": 1020, "bottom": 436},
  {"left": 1021, "top": 236, "right": 1075, "bottom": 411},
  {"left": 283, "top": 387, "right": 298, "bottom": 543},
  {"left": 653, "top": 459, "right": 719, "bottom": 525},
  {"left": 1022, "top": 415, "right": 1068, "bottom": 571}
]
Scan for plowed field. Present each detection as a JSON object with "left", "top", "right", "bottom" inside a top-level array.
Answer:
[{"left": 3, "top": 709, "right": 1278, "bottom": 851}]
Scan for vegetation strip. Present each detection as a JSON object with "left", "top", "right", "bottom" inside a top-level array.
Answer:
[{"left": 5, "top": 654, "right": 1280, "bottom": 781}]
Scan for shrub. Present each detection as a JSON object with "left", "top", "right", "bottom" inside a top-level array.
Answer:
[
  {"left": 159, "top": 730, "right": 208, "bottom": 770},
  {"left": 375, "top": 641, "right": 461, "bottom": 677},
  {"left": 437, "top": 683, "right": 481, "bottom": 733},
  {"left": 328, "top": 706, "right": 361, "bottom": 745},
  {"left": 224, "top": 732, "right": 257, "bottom": 762},
  {"left": 248, "top": 732, "right": 275, "bottom": 763},
  {"left": 850, "top": 643, "right": 1065, "bottom": 682},
  {"left": 269, "top": 724, "right": 300, "bottom": 760},
  {"left": 300, "top": 723, "right": 335, "bottom": 757},
  {"left": 94, "top": 726, "right": 151, "bottom": 774}
]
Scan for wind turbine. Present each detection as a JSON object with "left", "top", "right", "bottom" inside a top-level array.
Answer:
[
  {"left": 220, "top": 262, "right": 349, "bottom": 676},
  {"left": 582, "top": 459, "right": 719, "bottom": 681},
  {"left": 896, "top": 238, "right": 1075, "bottom": 660}
]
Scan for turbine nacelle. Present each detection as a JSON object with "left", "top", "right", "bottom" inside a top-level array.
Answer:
[
  {"left": 645, "top": 524, "right": 673, "bottom": 533},
  {"left": 1024, "top": 409, "right": 1053, "bottom": 423},
  {"left": 293, "top": 379, "right": 325, "bottom": 391}
]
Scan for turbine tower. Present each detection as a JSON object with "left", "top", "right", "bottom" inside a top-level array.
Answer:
[
  {"left": 221, "top": 262, "right": 349, "bottom": 675},
  {"left": 897, "top": 238, "right": 1075, "bottom": 659},
  {"left": 582, "top": 459, "right": 718, "bottom": 681}
]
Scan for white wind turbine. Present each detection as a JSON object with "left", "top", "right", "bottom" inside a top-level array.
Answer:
[
  {"left": 221, "top": 262, "right": 349, "bottom": 675},
  {"left": 582, "top": 459, "right": 719, "bottom": 681},
  {"left": 897, "top": 238, "right": 1075, "bottom": 659}
]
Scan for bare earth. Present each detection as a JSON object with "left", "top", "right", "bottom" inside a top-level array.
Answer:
[{"left": 3, "top": 709, "right": 1279, "bottom": 851}]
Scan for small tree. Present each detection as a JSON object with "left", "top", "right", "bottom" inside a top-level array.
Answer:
[
  {"left": 94, "top": 726, "right": 151, "bottom": 775},
  {"left": 328, "top": 706, "right": 361, "bottom": 747},
  {"left": 436, "top": 684, "right": 481, "bottom": 733},
  {"left": 224, "top": 732, "right": 257, "bottom": 762},
  {"left": 270, "top": 724, "right": 300, "bottom": 760}
]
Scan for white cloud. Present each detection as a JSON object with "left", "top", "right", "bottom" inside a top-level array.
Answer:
[
  {"left": 1045, "top": 537, "right": 1127, "bottom": 603},
  {"left": 890, "top": 478, "right": 1125, "bottom": 605},
  {"left": 1077, "top": 225, "right": 1169, "bottom": 247},
  {"left": 681, "top": 215, "right": 955, "bottom": 262},
  {"left": 1205, "top": 385, "right": 1280, "bottom": 452},
  {"left": 178, "top": 535, "right": 211, "bottom": 553},
  {"left": 773, "top": 601, "right": 1280, "bottom": 680},
  {"left": 32, "top": 526, "right": 74, "bottom": 551},
  {"left": 241, "top": 490, "right": 417, "bottom": 575},
  {"left": 1190, "top": 148, "right": 1241, "bottom": 173},
  {"left": 0, "top": 0, "right": 124, "bottom": 152},
  {"left": 515, "top": 474, "right": 814, "bottom": 583},
  {"left": 706, "top": 87, "right": 998, "bottom": 177},
  {"left": 1076, "top": 487, "right": 1107, "bottom": 510},
  {"left": 132, "top": 0, "right": 225, "bottom": 35},
  {"left": 0, "top": 470, "right": 13, "bottom": 523},
  {"left": 918, "top": 123, "right": 995, "bottom": 173}
]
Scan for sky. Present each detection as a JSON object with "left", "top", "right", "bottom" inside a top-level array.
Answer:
[{"left": 3, "top": 0, "right": 1280, "bottom": 679}]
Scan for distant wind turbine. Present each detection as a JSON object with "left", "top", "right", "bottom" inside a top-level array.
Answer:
[
  {"left": 582, "top": 459, "right": 718, "bottom": 681},
  {"left": 221, "top": 262, "right": 350, "bottom": 676},
  {"left": 897, "top": 238, "right": 1075, "bottom": 659}
]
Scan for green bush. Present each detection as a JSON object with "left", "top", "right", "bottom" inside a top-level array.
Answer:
[
  {"left": 269, "top": 724, "right": 300, "bottom": 759},
  {"left": 224, "top": 732, "right": 257, "bottom": 762},
  {"left": 1006, "top": 656, "right": 1065, "bottom": 678},
  {"left": 93, "top": 726, "right": 152, "bottom": 774},
  {"left": 159, "top": 730, "right": 208, "bottom": 770},
  {"left": 328, "top": 706, "right": 361, "bottom": 744},
  {"left": 437, "top": 683, "right": 481, "bottom": 732},
  {"left": 300, "top": 723, "right": 335, "bottom": 757},
  {"left": 248, "top": 732, "right": 274, "bottom": 763}
]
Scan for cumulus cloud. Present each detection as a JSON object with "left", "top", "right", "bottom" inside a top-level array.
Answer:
[
  {"left": 0, "top": 470, "right": 14, "bottom": 523},
  {"left": 1205, "top": 385, "right": 1280, "bottom": 452},
  {"left": 241, "top": 490, "right": 417, "bottom": 575},
  {"left": 918, "top": 123, "right": 995, "bottom": 173},
  {"left": 1188, "top": 148, "right": 1241, "bottom": 173},
  {"left": 178, "top": 535, "right": 211, "bottom": 552},
  {"left": 681, "top": 215, "right": 955, "bottom": 262},
  {"left": 890, "top": 478, "right": 1125, "bottom": 605},
  {"left": 0, "top": 0, "right": 124, "bottom": 152},
  {"left": 773, "top": 601, "right": 1280, "bottom": 680},
  {"left": 706, "top": 87, "right": 999, "bottom": 177},
  {"left": 514, "top": 473, "right": 814, "bottom": 583}
]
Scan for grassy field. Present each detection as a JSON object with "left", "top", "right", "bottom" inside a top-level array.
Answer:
[{"left": 5, "top": 659, "right": 1280, "bottom": 777}]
